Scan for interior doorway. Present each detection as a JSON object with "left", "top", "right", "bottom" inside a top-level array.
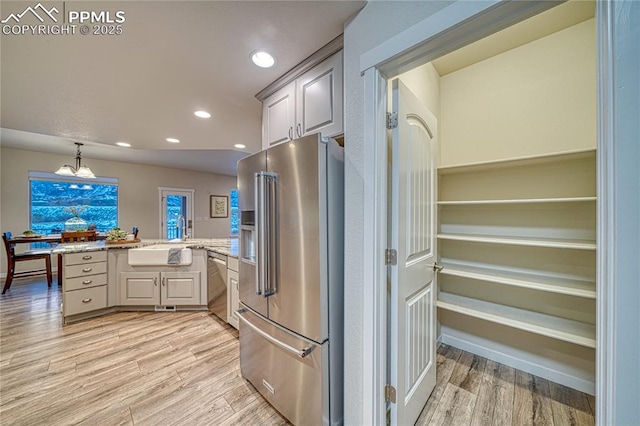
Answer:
[{"left": 379, "top": 2, "right": 597, "bottom": 423}]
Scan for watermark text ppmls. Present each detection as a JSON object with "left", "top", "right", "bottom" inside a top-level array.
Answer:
[{"left": 1, "top": 2, "right": 126, "bottom": 36}]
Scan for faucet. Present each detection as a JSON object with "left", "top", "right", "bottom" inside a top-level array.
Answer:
[{"left": 176, "top": 215, "right": 189, "bottom": 241}]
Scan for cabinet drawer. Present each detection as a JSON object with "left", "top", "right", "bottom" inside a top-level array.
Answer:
[
  {"left": 65, "top": 261, "right": 107, "bottom": 279},
  {"left": 65, "top": 273, "right": 107, "bottom": 291},
  {"left": 65, "top": 286, "right": 107, "bottom": 316},
  {"left": 65, "top": 251, "right": 107, "bottom": 266},
  {"left": 227, "top": 256, "right": 239, "bottom": 272}
]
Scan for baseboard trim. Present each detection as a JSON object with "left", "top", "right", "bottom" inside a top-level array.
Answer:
[{"left": 441, "top": 327, "right": 595, "bottom": 395}]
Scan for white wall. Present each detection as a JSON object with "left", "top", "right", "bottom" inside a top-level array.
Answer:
[
  {"left": 440, "top": 19, "right": 596, "bottom": 166},
  {"left": 0, "top": 147, "right": 237, "bottom": 274},
  {"left": 398, "top": 63, "right": 441, "bottom": 119},
  {"left": 343, "top": 2, "right": 450, "bottom": 424}
]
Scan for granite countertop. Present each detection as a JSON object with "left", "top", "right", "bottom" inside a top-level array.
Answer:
[{"left": 53, "top": 238, "right": 239, "bottom": 258}]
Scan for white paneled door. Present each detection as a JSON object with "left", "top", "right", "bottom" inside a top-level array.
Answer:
[{"left": 389, "top": 79, "right": 438, "bottom": 425}]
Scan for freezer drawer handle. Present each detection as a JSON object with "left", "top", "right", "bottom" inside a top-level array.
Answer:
[{"left": 237, "top": 309, "right": 313, "bottom": 358}]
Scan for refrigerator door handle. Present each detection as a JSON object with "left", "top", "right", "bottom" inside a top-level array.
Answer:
[
  {"left": 237, "top": 309, "right": 314, "bottom": 358},
  {"left": 255, "top": 172, "right": 265, "bottom": 296},
  {"left": 265, "top": 172, "right": 278, "bottom": 296}
]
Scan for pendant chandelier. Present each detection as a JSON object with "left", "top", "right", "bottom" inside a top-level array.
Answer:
[{"left": 54, "top": 142, "right": 96, "bottom": 179}]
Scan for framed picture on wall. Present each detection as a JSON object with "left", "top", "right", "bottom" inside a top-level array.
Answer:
[{"left": 210, "top": 195, "right": 229, "bottom": 218}]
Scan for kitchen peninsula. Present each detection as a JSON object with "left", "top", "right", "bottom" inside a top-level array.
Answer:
[{"left": 53, "top": 238, "right": 238, "bottom": 324}]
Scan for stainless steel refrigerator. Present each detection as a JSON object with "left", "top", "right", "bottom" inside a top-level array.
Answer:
[{"left": 236, "top": 133, "right": 344, "bottom": 426}]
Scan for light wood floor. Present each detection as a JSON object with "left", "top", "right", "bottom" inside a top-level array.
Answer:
[
  {"left": 416, "top": 345, "right": 595, "bottom": 426},
  {"left": 1, "top": 278, "right": 595, "bottom": 425}
]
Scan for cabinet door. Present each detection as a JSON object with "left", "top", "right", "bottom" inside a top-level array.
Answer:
[
  {"left": 262, "top": 83, "right": 296, "bottom": 149},
  {"left": 161, "top": 271, "right": 201, "bottom": 305},
  {"left": 295, "top": 51, "right": 343, "bottom": 138},
  {"left": 119, "top": 272, "right": 160, "bottom": 306},
  {"left": 227, "top": 269, "right": 239, "bottom": 329}
]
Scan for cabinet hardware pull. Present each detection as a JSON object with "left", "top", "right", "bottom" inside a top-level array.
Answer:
[
  {"left": 82, "top": 268, "right": 92, "bottom": 272},
  {"left": 82, "top": 280, "right": 92, "bottom": 285},
  {"left": 288, "top": 127, "right": 293, "bottom": 140},
  {"left": 82, "top": 255, "right": 92, "bottom": 260},
  {"left": 154, "top": 277, "right": 157, "bottom": 286},
  {"left": 162, "top": 277, "right": 165, "bottom": 286},
  {"left": 82, "top": 298, "right": 92, "bottom": 303},
  {"left": 296, "top": 123, "right": 302, "bottom": 137}
]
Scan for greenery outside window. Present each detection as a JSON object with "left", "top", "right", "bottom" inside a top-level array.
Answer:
[
  {"left": 29, "top": 171, "right": 118, "bottom": 234},
  {"left": 230, "top": 189, "right": 239, "bottom": 236}
]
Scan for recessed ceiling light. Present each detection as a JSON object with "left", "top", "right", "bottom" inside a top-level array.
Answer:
[
  {"left": 166, "top": 138, "right": 180, "bottom": 143},
  {"left": 234, "top": 144, "right": 246, "bottom": 149},
  {"left": 194, "top": 110, "right": 211, "bottom": 119},
  {"left": 251, "top": 51, "right": 275, "bottom": 68},
  {"left": 116, "top": 142, "right": 131, "bottom": 147}
]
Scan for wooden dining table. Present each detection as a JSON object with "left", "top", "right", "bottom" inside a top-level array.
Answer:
[{"left": 6, "top": 234, "right": 108, "bottom": 287}]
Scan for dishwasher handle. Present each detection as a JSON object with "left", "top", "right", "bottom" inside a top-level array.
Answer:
[{"left": 210, "top": 257, "right": 226, "bottom": 266}]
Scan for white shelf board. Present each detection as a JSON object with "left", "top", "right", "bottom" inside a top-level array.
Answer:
[
  {"left": 439, "top": 263, "right": 596, "bottom": 299},
  {"left": 438, "top": 197, "right": 597, "bottom": 206},
  {"left": 437, "top": 148, "right": 596, "bottom": 174},
  {"left": 437, "top": 233, "right": 596, "bottom": 250},
  {"left": 437, "top": 292, "right": 596, "bottom": 348}
]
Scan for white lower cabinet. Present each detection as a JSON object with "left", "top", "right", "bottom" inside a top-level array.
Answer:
[
  {"left": 162, "top": 272, "right": 200, "bottom": 305},
  {"left": 227, "top": 269, "right": 239, "bottom": 329},
  {"left": 63, "top": 251, "right": 108, "bottom": 321},
  {"left": 119, "top": 271, "right": 201, "bottom": 306},
  {"left": 227, "top": 256, "right": 239, "bottom": 329}
]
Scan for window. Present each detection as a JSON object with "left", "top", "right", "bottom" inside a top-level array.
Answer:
[
  {"left": 29, "top": 172, "right": 118, "bottom": 234},
  {"left": 230, "top": 189, "right": 239, "bottom": 236}
]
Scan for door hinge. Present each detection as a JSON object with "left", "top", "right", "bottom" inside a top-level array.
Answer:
[
  {"left": 385, "top": 248, "right": 397, "bottom": 266},
  {"left": 385, "top": 384, "right": 397, "bottom": 403},
  {"left": 386, "top": 112, "right": 398, "bottom": 130}
]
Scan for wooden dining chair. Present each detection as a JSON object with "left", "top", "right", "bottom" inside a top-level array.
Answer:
[
  {"left": 2, "top": 232, "right": 53, "bottom": 294},
  {"left": 57, "top": 231, "right": 97, "bottom": 286},
  {"left": 61, "top": 231, "right": 97, "bottom": 243}
]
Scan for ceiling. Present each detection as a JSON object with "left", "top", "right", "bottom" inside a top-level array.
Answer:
[
  {"left": 432, "top": 0, "right": 595, "bottom": 76},
  {"left": 0, "top": 0, "right": 365, "bottom": 176}
]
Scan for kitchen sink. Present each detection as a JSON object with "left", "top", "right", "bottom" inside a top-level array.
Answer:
[{"left": 128, "top": 244, "right": 193, "bottom": 266}]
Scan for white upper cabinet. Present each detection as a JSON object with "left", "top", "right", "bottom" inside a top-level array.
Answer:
[
  {"left": 295, "top": 51, "right": 343, "bottom": 139},
  {"left": 262, "top": 84, "right": 296, "bottom": 147},
  {"left": 261, "top": 50, "right": 343, "bottom": 149}
]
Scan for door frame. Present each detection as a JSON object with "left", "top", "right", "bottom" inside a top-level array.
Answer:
[
  {"left": 360, "top": 1, "right": 623, "bottom": 424},
  {"left": 158, "top": 187, "right": 195, "bottom": 239}
]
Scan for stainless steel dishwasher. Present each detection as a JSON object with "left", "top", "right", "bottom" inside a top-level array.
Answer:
[{"left": 207, "top": 251, "right": 227, "bottom": 321}]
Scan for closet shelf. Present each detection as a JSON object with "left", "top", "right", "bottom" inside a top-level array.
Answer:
[
  {"left": 439, "top": 262, "right": 596, "bottom": 299},
  {"left": 438, "top": 197, "right": 596, "bottom": 206},
  {"left": 437, "top": 148, "right": 596, "bottom": 174},
  {"left": 437, "top": 233, "right": 596, "bottom": 250},
  {"left": 437, "top": 292, "right": 596, "bottom": 348}
]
